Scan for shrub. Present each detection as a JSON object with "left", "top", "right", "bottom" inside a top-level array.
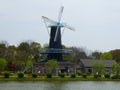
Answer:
[
  {"left": 94, "top": 74, "right": 98, "bottom": 78},
  {"left": 46, "top": 73, "right": 52, "bottom": 78},
  {"left": 4, "top": 72, "right": 10, "bottom": 78},
  {"left": 78, "top": 72, "right": 83, "bottom": 76},
  {"left": 17, "top": 72, "right": 24, "bottom": 78},
  {"left": 71, "top": 73, "right": 76, "bottom": 78},
  {"left": 39, "top": 73, "right": 46, "bottom": 76},
  {"left": 94, "top": 74, "right": 101, "bottom": 78},
  {"left": 82, "top": 73, "right": 87, "bottom": 78},
  {"left": 60, "top": 73, "right": 65, "bottom": 78},
  {"left": 86, "top": 72, "right": 91, "bottom": 76},
  {"left": 32, "top": 73, "right": 38, "bottom": 78},
  {"left": 104, "top": 73, "right": 110, "bottom": 78},
  {"left": 76, "top": 70, "right": 81, "bottom": 76},
  {"left": 111, "top": 74, "right": 120, "bottom": 79}
]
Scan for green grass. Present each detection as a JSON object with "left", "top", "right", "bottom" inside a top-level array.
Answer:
[{"left": 0, "top": 76, "right": 116, "bottom": 81}]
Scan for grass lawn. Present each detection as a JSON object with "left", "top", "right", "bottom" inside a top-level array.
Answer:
[{"left": 0, "top": 76, "right": 115, "bottom": 81}]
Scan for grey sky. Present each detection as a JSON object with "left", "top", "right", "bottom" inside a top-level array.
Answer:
[{"left": 0, "top": 0, "right": 120, "bottom": 52}]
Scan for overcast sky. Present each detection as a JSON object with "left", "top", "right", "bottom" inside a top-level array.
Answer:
[{"left": 0, "top": 0, "right": 120, "bottom": 52}]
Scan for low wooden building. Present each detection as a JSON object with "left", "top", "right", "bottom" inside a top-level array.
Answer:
[
  {"left": 78, "top": 59, "right": 116, "bottom": 73},
  {"left": 33, "top": 61, "right": 76, "bottom": 76}
]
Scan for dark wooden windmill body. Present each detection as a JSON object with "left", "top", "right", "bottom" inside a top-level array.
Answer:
[
  {"left": 47, "top": 26, "right": 63, "bottom": 61},
  {"left": 40, "top": 26, "right": 72, "bottom": 62}
]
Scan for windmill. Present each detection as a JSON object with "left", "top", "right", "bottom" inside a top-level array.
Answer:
[{"left": 40, "top": 6, "right": 75, "bottom": 62}]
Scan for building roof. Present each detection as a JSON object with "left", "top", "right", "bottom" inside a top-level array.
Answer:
[
  {"left": 34, "top": 60, "right": 74, "bottom": 65},
  {"left": 80, "top": 59, "right": 116, "bottom": 68}
]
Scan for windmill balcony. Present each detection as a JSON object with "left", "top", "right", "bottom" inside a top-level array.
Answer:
[{"left": 39, "top": 49, "right": 72, "bottom": 54}]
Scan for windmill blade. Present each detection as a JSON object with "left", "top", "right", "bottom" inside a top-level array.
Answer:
[
  {"left": 58, "top": 6, "right": 64, "bottom": 22},
  {"left": 54, "top": 25, "right": 59, "bottom": 42},
  {"left": 61, "top": 23, "right": 75, "bottom": 31},
  {"left": 43, "top": 19, "right": 50, "bottom": 36},
  {"left": 42, "top": 16, "right": 57, "bottom": 25},
  {"left": 54, "top": 6, "right": 64, "bottom": 42},
  {"left": 61, "top": 27, "right": 65, "bottom": 37}
]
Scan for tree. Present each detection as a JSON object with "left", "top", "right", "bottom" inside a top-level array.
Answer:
[
  {"left": 70, "top": 47, "right": 87, "bottom": 63},
  {"left": 63, "top": 54, "right": 73, "bottom": 62},
  {"left": 30, "top": 42, "right": 41, "bottom": 60},
  {"left": 0, "top": 43, "right": 7, "bottom": 58},
  {"left": 5, "top": 45, "right": 16, "bottom": 64},
  {"left": 45, "top": 59, "right": 59, "bottom": 75},
  {"left": 110, "top": 49, "right": 120, "bottom": 62},
  {"left": 26, "top": 58, "right": 34, "bottom": 73},
  {"left": 43, "top": 43, "right": 49, "bottom": 49},
  {"left": 111, "top": 63, "right": 120, "bottom": 75},
  {"left": 18, "top": 41, "right": 41, "bottom": 60},
  {"left": 91, "top": 51, "right": 101, "bottom": 59},
  {"left": 92, "top": 62, "right": 105, "bottom": 75},
  {"left": 0, "top": 58, "right": 7, "bottom": 71},
  {"left": 100, "top": 52, "right": 112, "bottom": 60},
  {"left": 60, "top": 45, "right": 73, "bottom": 61},
  {"left": 17, "top": 42, "right": 30, "bottom": 64},
  {"left": 16, "top": 41, "right": 41, "bottom": 70},
  {"left": 17, "top": 42, "right": 30, "bottom": 55}
]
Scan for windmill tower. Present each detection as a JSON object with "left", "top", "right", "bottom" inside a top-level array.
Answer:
[{"left": 40, "top": 6, "right": 75, "bottom": 62}]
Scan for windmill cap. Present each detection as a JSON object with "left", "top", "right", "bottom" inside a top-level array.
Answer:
[{"left": 48, "top": 23, "right": 64, "bottom": 27}]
